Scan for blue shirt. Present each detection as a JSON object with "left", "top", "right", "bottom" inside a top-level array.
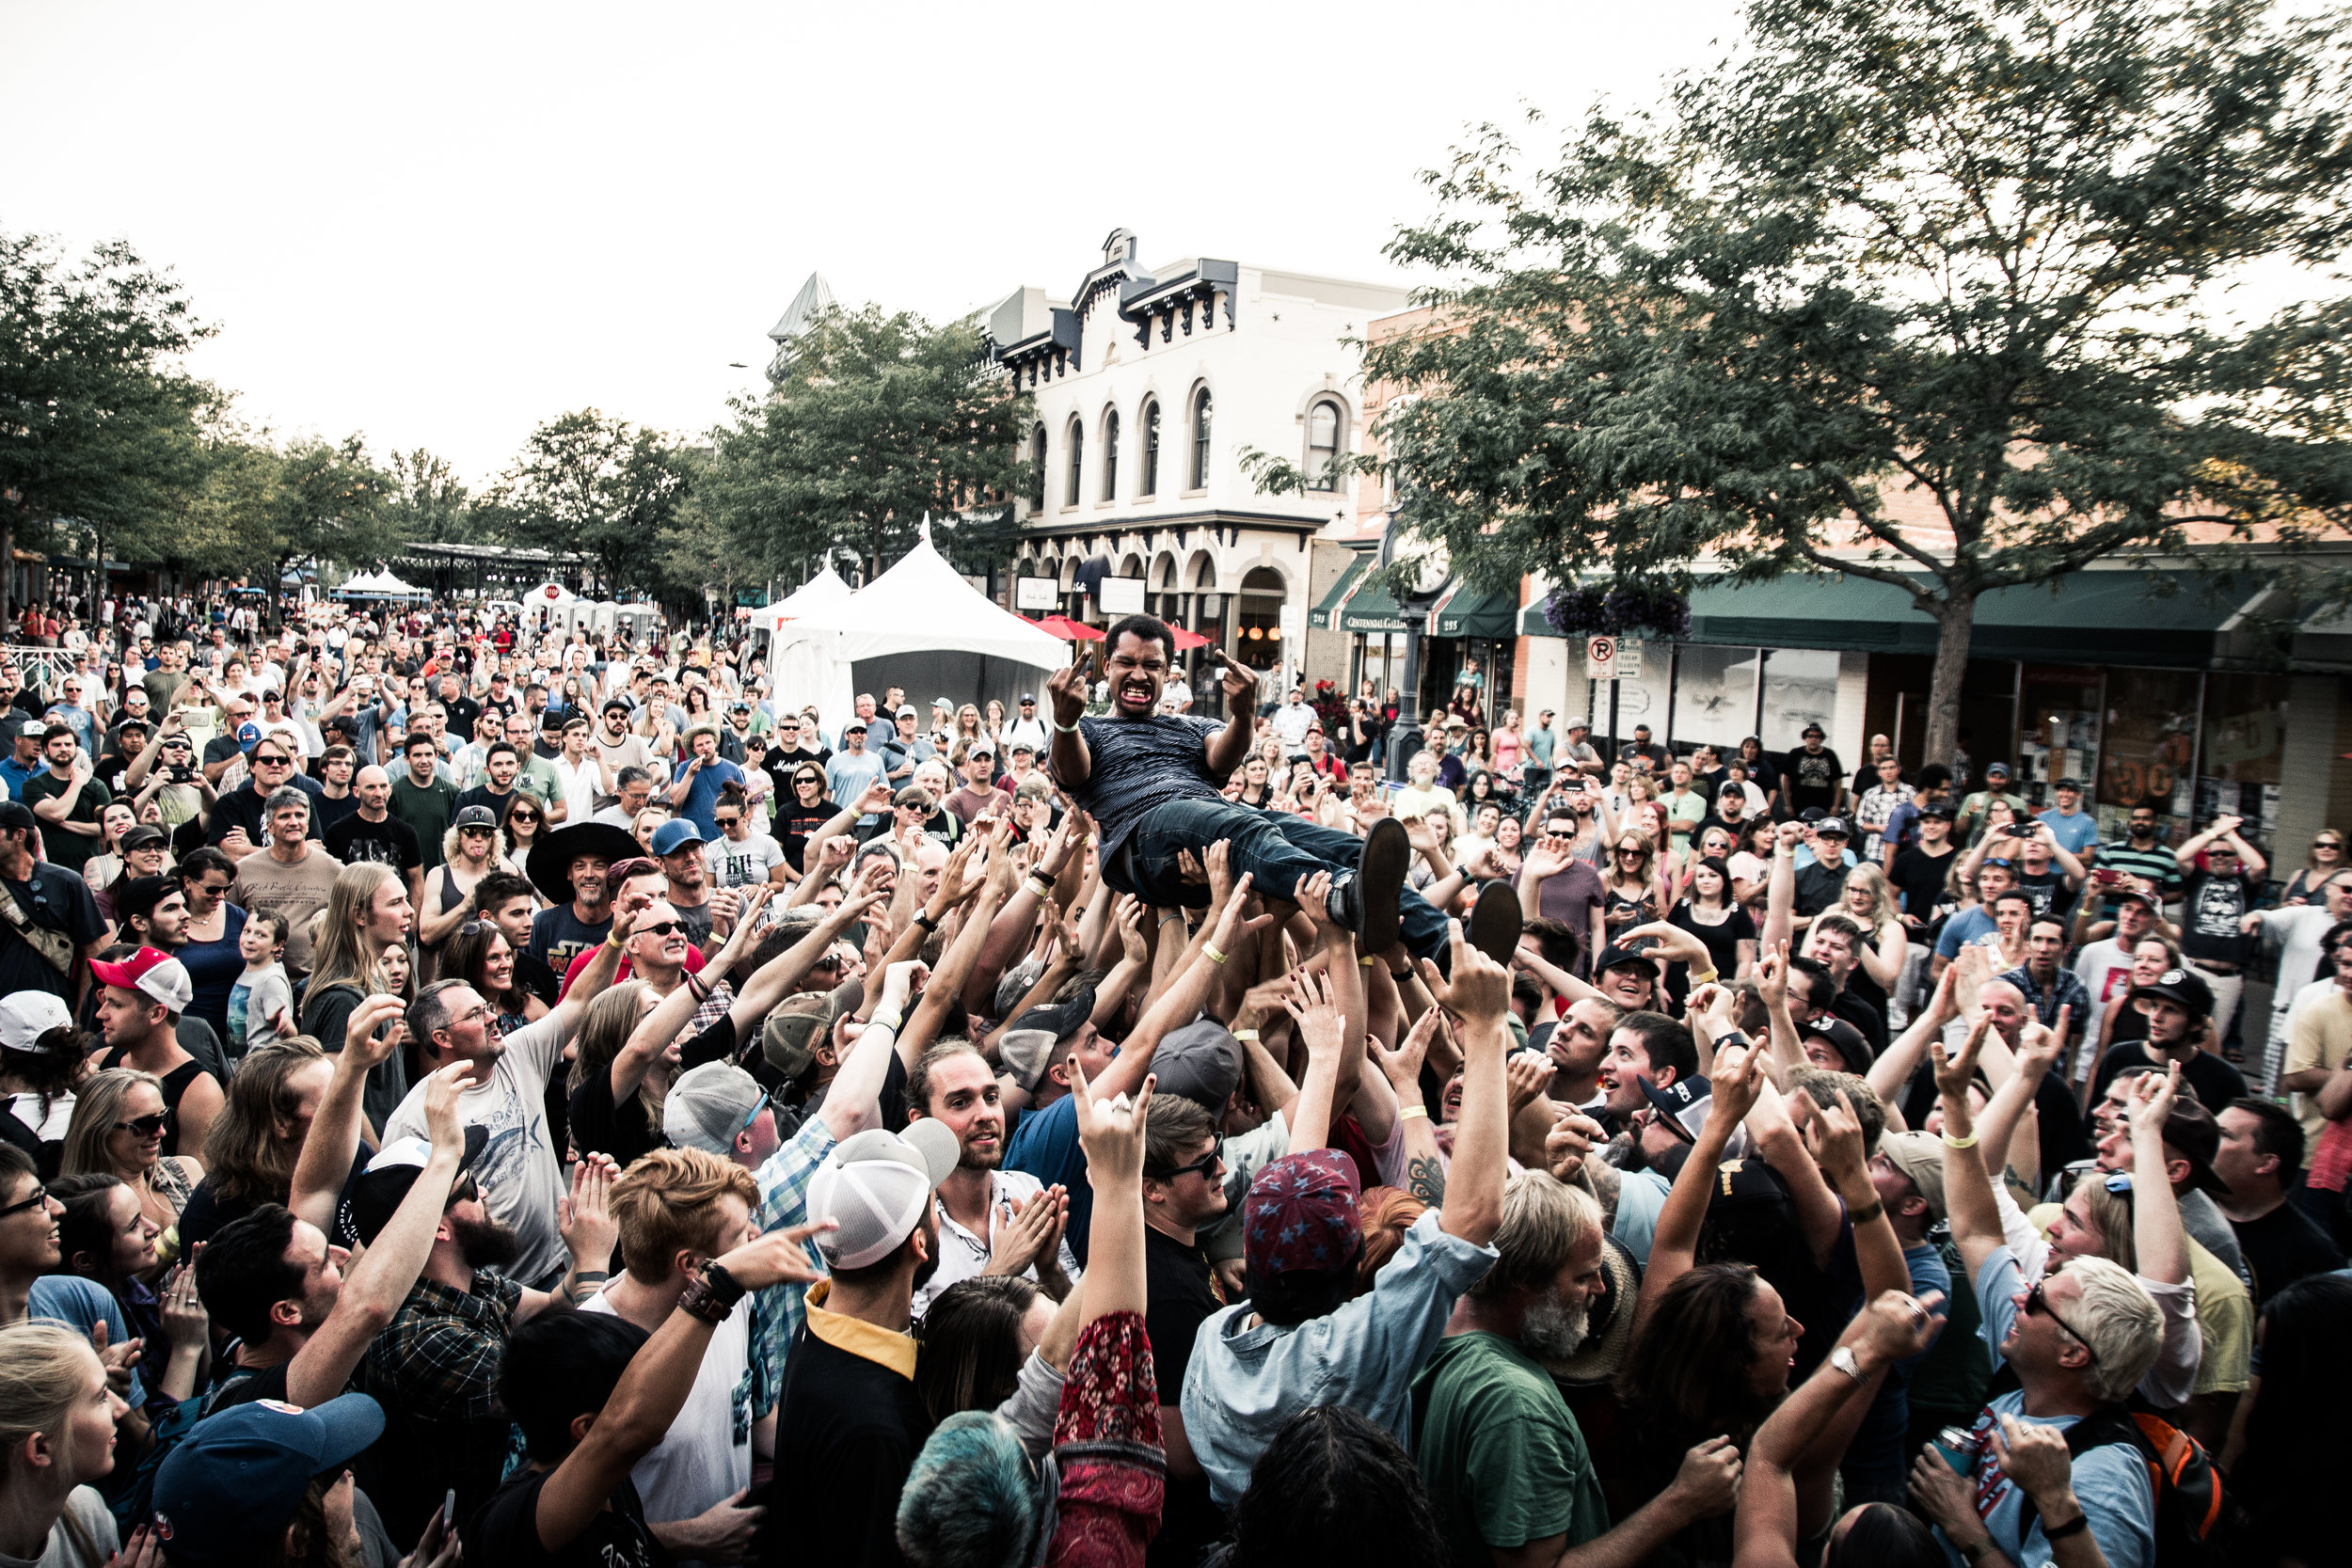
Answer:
[
  {"left": 0, "top": 755, "right": 40, "bottom": 801},
  {"left": 675, "top": 757, "right": 745, "bottom": 837},
  {"left": 29, "top": 1275, "right": 146, "bottom": 1407},
  {"left": 1793, "top": 844, "right": 1859, "bottom": 872},
  {"left": 1939, "top": 1247, "right": 2153, "bottom": 1568},
  {"left": 1182, "top": 1208, "right": 1500, "bottom": 1509},
  {"left": 825, "top": 750, "right": 887, "bottom": 815},
  {"left": 1005, "top": 1093, "right": 1094, "bottom": 1265},
  {"left": 1935, "top": 905, "right": 1998, "bottom": 960},
  {"left": 2037, "top": 807, "right": 2102, "bottom": 858}
]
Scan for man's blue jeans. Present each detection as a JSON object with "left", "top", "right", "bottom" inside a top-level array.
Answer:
[{"left": 1111, "top": 799, "right": 1451, "bottom": 962}]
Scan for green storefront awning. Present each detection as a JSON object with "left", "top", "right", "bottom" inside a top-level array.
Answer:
[
  {"left": 1309, "top": 554, "right": 1368, "bottom": 629},
  {"left": 1339, "top": 572, "right": 1414, "bottom": 634},
  {"left": 1434, "top": 582, "right": 1520, "bottom": 640},
  {"left": 1521, "top": 569, "right": 2254, "bottom": 669}
]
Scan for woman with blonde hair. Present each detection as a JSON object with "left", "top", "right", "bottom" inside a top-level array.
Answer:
[
  {"left": 956, "top": 704, "right": 986, "bottom": 748},
  {"left": 58, "top": 1068, "right": 199, "bottom": 1251},
  {"left": 296, "top": 862, "right": 411, "bottom": 1133},
  {"left": 0, "top": 1321, "right": 125, "bottom": 1566},
  {"left": 1836, "top": 863, "right": 1910, "bottom": 1019},
  {"left": 174, "top": 1038, "right": 334, "bottom": 1256},
  {"left": 416, "top": 807, "right": 516, "bottom": 977},
  {"left": 2285, "top": 827, "right": 2348, "bottom": 904},
  {"left": 1602, "top": 830, "right": 1666, "bottom": 936},
  {"left": 566, "top": 982, "right": 672, "bottom": 1166}
]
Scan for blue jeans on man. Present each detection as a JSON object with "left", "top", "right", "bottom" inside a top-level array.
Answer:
[{"left": 1110, "top": 799, "right": 1450, "bottom": 963}]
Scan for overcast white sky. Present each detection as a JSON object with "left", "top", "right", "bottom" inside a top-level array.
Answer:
[{"left": 2, "top": 1, "right": 1743, "bottom": 485}]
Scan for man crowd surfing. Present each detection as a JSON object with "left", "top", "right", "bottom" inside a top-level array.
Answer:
[{"left": 0, "top": 586, "right": 2344, "bottom": 1568}]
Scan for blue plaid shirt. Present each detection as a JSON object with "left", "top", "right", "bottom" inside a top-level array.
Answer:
[
  {"left": 1999, "top": 963, "right": 2092, "bottom": 1030},
  {"left": 750, "top": 1111, "right": 838, "bottom": 1403}
]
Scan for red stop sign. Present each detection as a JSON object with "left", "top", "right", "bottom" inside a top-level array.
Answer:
[{"left": 544, "top": 585, "right": 561, "bottom": 600}]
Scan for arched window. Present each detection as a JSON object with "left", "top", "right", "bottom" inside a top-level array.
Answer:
[
  {"left": 1029, "top": 425, "right": 1046, "bottom": 511},
  {"left": 1307, "top": 400, "right": 1341, "bottom": 490},
  {"left": 1065, "top": 418, "right": 1084, "bottom": 509},
  {"left": 1191, "top": 388, "right": 1213, "bottom": 489},
  {"left": 1139, "top": 400, "right": 1161, "bottom": 497},
  {"left": 1102, "top": 410, "right": 1120, "bottom": 502}
]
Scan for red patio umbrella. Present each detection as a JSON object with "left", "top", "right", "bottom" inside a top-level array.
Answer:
[
  {"left": 1036, "top": 613, "right": 1105, "bottom": 641},
  {"left": 1170, "top": 626, "right": 1213, "bottom": 650}
]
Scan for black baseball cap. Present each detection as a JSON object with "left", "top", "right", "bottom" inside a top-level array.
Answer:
[{"left": 2130, "top": 965, "right": 2214, "bottom": 1021}]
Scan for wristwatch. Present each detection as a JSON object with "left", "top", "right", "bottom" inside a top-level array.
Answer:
[{"left": 1828, "top": 1344, "right": 1867, "bottom": 1383}]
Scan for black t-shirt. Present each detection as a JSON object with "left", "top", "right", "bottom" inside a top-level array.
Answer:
[
  {"left": 1888, "top": 845, "right": 1960, "bottom": 928},
  {"left": 203, "top": 1356, "right": 292, "bottom": 1414},
  {"left": 2180, "top": 870, "right": 2257, "bottom": 966},
  {"left": 445, "top": 695, "right": 483, "bottom": 741},
  {"left": 2232, "top": 1201, "right": 2345, "bottom": 1307},
  {"left": 1782, "top": 746, "right": 1844, "bottom": 812},
  {"left": 324, "top": 811, "right": 422, "bottom": 877},
  {"left": 2090, "top": 1041, "right": 2249, "bottom": 1114},
  {"left": 209, "top": 776, "right": 325, "bottom": 847},
  {"left": 515, "top": 950, "right": 562, "bottom": 1008},
  {"left": 1144, "top": 1226, "right": 1226, "bottom": 1568},
  {"left": 0, "top": 863, "right": 105, "bottom": 1006},
  {"left": 2012, "top": 867, "right": 2076, "bottom": 925},
  {"left": 760, "top": 1321, "right": 932, "bottom": 1568},
  {"left": 466, "top": 1466, "right": 665, "bottom": 1568},
  {"left": 1063, "top": 713, "right": 1223, "bottom": 862},
  {"left": 1667, "top": 903, "right": 1756, "bottom": 981}
]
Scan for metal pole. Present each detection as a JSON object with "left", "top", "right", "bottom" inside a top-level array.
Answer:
[
  {"left": 1388, "top": 625, "right": 1423, "bottom": 784},
  {"left": 1607, "top": 677, "right": 1620, "bottom": 765}
]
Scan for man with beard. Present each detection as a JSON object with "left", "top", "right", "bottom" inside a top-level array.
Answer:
[
  {"left": 1048, "top": 613, "right": 1520, "bottom": 975},
  {"left": 1412, "top": 1172, "right": 1742, "bottom": 1566},
  {"left": 904, "top": 1039, "right": 1075, "bottom": 1321},
  {"left": 352, "top": 1133, "right": 620, "bottom": 1544},
  {"left": 526, "top": 821, "right": 640, "bottom": 975}
]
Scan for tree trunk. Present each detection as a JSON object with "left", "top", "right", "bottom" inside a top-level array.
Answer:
[
  {"left": 1922, "top": 587, "right": 1976, "bottom": 780},
  {"left": 1, "top": 510, "right": 14, "bottom": 629}
]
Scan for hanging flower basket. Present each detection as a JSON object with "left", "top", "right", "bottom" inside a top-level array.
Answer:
[{"left": 1542, "top": 582, "right": 1691, "bottom": 641}]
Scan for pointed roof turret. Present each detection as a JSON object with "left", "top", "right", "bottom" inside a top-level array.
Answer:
[{"left": 768, "top": 273, "right": 835, "bottom": 343}]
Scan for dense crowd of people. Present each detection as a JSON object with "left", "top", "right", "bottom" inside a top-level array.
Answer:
[{"left": 0, "top": 587, "right": 2344, "bottom": 1568}]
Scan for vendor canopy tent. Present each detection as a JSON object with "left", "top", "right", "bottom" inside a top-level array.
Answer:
[
  {"left": 747, "top": 566, "right": 853, "bottom": 636},
  {"left": 754, "top": 567, "right": 856, "bottom": 725},
  {"left": 331, "top": 570, "right": 425, "bottom": 600},
  {"left": 773, "top": 520, "right": 1068, "bottom": 719}
]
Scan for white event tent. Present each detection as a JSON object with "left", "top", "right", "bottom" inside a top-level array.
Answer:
[
  {"left": 752, "top": 567, "right": 857, "bottom": 722},
  {"left": 769, "top": 521, "right": 1067, "bottom": 728}
]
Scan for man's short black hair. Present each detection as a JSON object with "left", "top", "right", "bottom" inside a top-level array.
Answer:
[
  {"left": 404, "top": 731, "right": 437, "bottom": 753},
  {"left": 197, "top": 1204, "right": 305, "bottom": 1346},
  {"left": 485, "top": 741, "right": 517, "bottom": 763},
  {"left": 2228, "top": 1097, "right": 2306, "bottom": 1179},
  {"left": 1615, "top": 1009, "right": 1697, "bottom": 1083},
  {"left": 501, "top": 1311, "right": 650, "bottom": 1463},
  {"left": 1104, "top": 613, "right": 1174, "bottom": 663}
]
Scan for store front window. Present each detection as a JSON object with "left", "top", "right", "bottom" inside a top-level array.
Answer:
[
  {"left": 2020, "top": 666, "right": 2105, "bottom": 804},
  {"left": 1235, "top": 566, "right": 1286, "bottom": 673},
  {"left": 1761, "top": 648, "right": 1839, "bottom": 753},
  {"left": 2199, "top": 672, "right": 2288, "bottom": 850},
  {"left": 1671, "top": 644, "right": 1762, "bottom": 754},
  {"left": 2099, "top": 667, "right": 2201, "bottom": 829}
]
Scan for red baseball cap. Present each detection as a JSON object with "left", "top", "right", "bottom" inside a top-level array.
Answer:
[{"left": 90, "top": 946, "right": 193, "bottom": 1012}]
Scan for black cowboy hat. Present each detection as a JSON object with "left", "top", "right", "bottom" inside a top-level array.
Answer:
[{"left": 525, "top": 821, "right": 643, "bottom": 906}]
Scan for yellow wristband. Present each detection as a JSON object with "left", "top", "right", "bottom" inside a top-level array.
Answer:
[
  {"left": 604, "top": 931, "right": 627, "bottom": 951},
  {"left": 1230, "top": 1028, "right": 1260, "bottom": 1042},
  {"left": 1688, "top": 967, "right": 1718, "bottom": 987},
  {"left": 1203, "top": 942, "right": 1229, "bottom": 966},
  {"left": 868, "top": 1014, "right": 902, "bottom": 1035},
  {"left": 1399, "top": 1104, "right": 1431, "bottom": 1122},
  {"left": 1941, "top": 1132, "right": 1979, "bottom": 1149}
]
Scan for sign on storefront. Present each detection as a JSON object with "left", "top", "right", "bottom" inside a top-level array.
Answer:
[{"left": 1015, "top": 576, "right": 1059, "bottom": 611}]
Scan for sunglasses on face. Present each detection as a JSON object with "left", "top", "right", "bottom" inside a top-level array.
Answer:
[
  {"left": 1146, "top": 1135, "right": 1226, "bottom": 1183},
  {"left": 638, "top": 919, "right": 686, "bottom": 938},
  {"left": 115, "top": 1112, "right": 168, "bottom": 1139},
  {"left": 2022, "top": 1278, "right": 2100, "bottom": 1364}
]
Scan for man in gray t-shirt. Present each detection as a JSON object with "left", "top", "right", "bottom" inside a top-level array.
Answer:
[{"left": 1052, "top": 618, "right": 1506, "bottom": 969}]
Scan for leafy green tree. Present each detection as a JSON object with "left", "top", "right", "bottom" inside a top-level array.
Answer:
[
  {"left": 254, "top": 436, "right": 394, "bottom": 627},
  {"left": 0, "top": 230, "right": 217, "bottom": 620},
  {"left": 382, "top": 448, "right": 481, "bottom": 546},
  {"left": 699, "top": 306, "right": 1030, "bottom": 584},
  {"left": 500, "top": 410, "right": 691, "bottom": 597},
  {"left": 1347, "top": 0, "right": 2352, "bottom": 768}
]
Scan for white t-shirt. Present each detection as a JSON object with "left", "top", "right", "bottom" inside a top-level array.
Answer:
[
  {"left": 0, "top": 1484, "right": 118, "bottom": 1568},
  {"left": 913, "top": 1168, "right": 1082, "bottom": 1321},
  {"left": 580, "top": 1291, "right": 755, "bottom": 1536},
  {"left": 551, "top": 752, "right": 599, "bottom": 824},
  {"left": 2072, "top": 938, "right": 2137, "bottom": 1071},
  {"left": 381, "top": 1011, "right": 569, "bottom": 1286},
  {"left": 7, "top": 1093, "right": 73, "bottom": 1143},
  {"left": 1003, "top": 716, "right": 1051, "bottom": 755},
  {"left": 706, "top": 832, "right": 784, "bottom": 891}
]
